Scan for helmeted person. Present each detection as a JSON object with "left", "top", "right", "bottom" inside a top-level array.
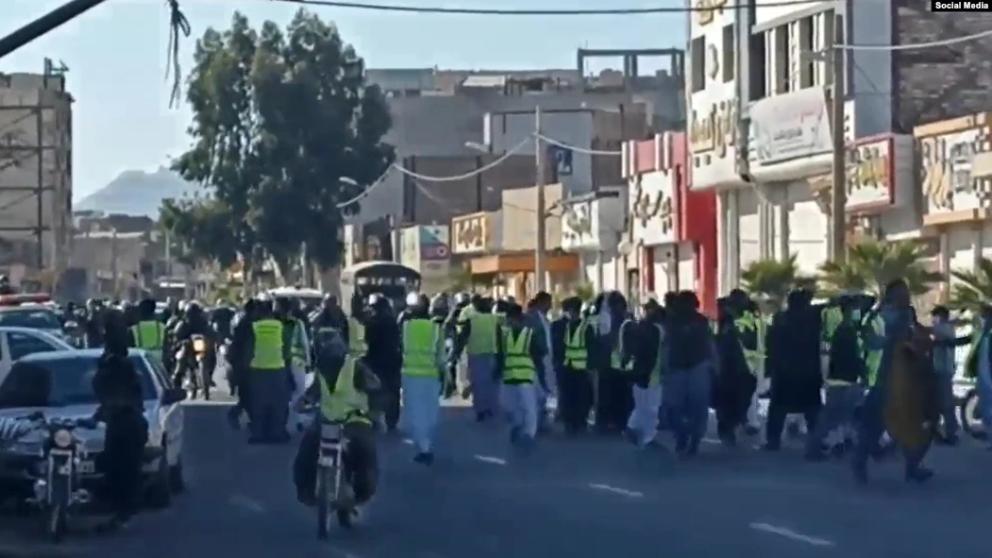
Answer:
[
  {"left": 854, "top": 279, "right": 936, "bottom": 484},
  {"left": 227, "top": 298, "right": 257, "bottom": 430},
  {"left": 366, "top": 294, "right": 402, "bottom": 431},
  {"left": 452, "top": 295, "right": 501, "bottom": 422},
  {"left": 276, "top": 297, "right": 311, "bottom": 433},
  {"left": 400, "top": 293, "right": 445, "bottom": 464},
  {"left": 128, "top": 298, "right": 166, "bottom": 363},
  {"left": 210, "top": 299, "right": 236, "bottom": 344},
  {"left": 497, "top": 302, "right": 548, "bottom": 449},
  {"left": 552, "top": 296, "right": 594, "bottom": 433},
  {"left": 626, "top": 299, "right": 667, "bottom": 447},
  {"left": 172, "top": 300, "right": 217, "bottom": 389},
  {"left": 294, "top": 327, "right": 380, "bottom": 512},
  {"left": 311, "top": 294, "right": 350, "bottom": 347},
  {"left": 247, "top": 297, "right": 292, "bottom": 444}
]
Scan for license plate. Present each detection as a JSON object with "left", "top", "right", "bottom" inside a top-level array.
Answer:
[{"left": 77, "top": 460, "right": 96, "bottom": 474}]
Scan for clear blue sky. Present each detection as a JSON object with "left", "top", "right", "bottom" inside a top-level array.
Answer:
[{"left": 2, "top": 0, "right": 686, "bottom": 199}]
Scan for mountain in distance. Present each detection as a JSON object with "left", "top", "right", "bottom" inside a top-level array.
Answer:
[{"left": 75, "top": 167, "right": 200, "bottom": 217}]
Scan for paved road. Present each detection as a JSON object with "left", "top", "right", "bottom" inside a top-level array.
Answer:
[{"left": 2, "top": 398, "right": 990, "bottom": 558}]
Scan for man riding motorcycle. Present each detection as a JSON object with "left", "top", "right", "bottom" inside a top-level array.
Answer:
[
  {"left": 172, "top": 301, "right": 217, "bottom": 390},
  {"left": 294, "top": 328, "right": 380, "bottom": 513}
]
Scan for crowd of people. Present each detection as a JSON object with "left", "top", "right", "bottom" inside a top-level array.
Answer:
[{"left": 68, "top": 277, "right": 992, "bottom": 527}]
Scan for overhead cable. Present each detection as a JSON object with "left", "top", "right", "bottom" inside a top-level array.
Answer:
[{"left": 273, "top": 0, "right": 836, "bottom": 16}]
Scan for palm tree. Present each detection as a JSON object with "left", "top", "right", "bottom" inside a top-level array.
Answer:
[
  {"left": 741, "top": 255, "right": 804, "bottom": 308},
  {"left": 818, "top": 239, "right": 941, "bottom": 296},
  {"left": 950, "top": 257, "right": 992, "bottom": 311}
]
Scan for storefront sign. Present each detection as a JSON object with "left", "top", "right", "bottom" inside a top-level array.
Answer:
[
  {"left": 696, "top": 0, "right": 727, "bottom": 26},
  {"left": 561, "top": 200, "right": 595, "bottom": 249},
  {"left": 690, "top": 101, "right": 736, "bottom": 158},
  {"left": 845, "top": 137, "right": 893, "bottom": 211},
  {"left": 452, "top": 213, "right": 487, "bottom": 254},
  {"left": 420, "top": 226, "right": 450, "bottom": 261},
  {"left": 630, "top": 172, "right": 676, "bottom": 246},
  {"left": 750, "top": 88, "right": 832, "bottom": 166},
  {"left": 918, "top": 125, "right": 992, "bottom": 213}
]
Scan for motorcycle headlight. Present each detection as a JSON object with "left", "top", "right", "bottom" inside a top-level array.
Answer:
[{"left": 53, "top": 429, "right": 73, "bottom": 449}]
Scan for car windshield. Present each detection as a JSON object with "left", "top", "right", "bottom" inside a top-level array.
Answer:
[
  {"left": 0, "top": 308, "right": 61, "bottom": 329},
  {"left": 0, "top": 356, "right": 156, "bottom": 409}
]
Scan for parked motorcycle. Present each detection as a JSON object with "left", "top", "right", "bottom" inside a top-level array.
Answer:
[{"left": 17, "top": 414, "right": 100, "bottom": 542}]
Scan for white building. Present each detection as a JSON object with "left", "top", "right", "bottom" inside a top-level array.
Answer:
[
  {"left": 0, "top": 66, "right": 73, "bottom": 281},
  {"left": 559, "top": 187, "right": 626, "bottom": 293}
]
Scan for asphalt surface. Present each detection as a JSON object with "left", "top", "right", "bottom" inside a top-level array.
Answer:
[{"left": 2, "top": 395, "right": 991, "bottom": 558}]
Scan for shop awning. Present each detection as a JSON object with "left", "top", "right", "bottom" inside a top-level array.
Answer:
[{"left": 469, "top": 252, "right": 579, "bottom": 275}]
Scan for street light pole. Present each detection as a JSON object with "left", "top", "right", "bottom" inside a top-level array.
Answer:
[
  {"left": 830, "top": 14, "right": 847, "bottom": 263},
  {"left": 534, "top": 106, "right": 547, "bottom": 293}
]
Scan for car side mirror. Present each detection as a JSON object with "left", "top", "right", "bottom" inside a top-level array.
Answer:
[{"left": 161, "top": 388, "right": 187, "bottom": 405}]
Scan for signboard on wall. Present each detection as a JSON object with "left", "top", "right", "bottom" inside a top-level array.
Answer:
[
  {"left": 452, "top": 213, "right": 487, "bottom": 254},
  {"left": 750, "top": 88, "right": 832, "bottom": 166},
  {"left": 917, "top": 119, "right": 992, "bottom": 220},
  {"left": 561, "top": 199, "right": 596, "bottom": 250},
  {"left": 419, "top": 225, "right": 450, "bottom": 278},
  {"left": 845, "top": 136, "right": 894, "bottom": 211},
  {"left": 629, "top": 172, "right": 677, "bottom": 246}
]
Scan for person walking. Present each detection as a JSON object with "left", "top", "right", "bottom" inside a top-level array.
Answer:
[
  {"left": 498, "top": 303, "right": 548, "bottom": 449},
  {"left": 247, "top": 298, "right": 291, "bottom": 444},
  {"left": 227, "top": 299, "right": 256, "bottom": 430},
  {"left": 400, "top": 294, "right": 445, "bottom": 465},
  {"left": 929, "top": 306, "right": 970, "bottom": 445},
  {"left": 453, "top": 296, "right": 501, "bottom": 422},
  {"left": 553, "top": 297, "right": 595, "bottom": 434},
  {"left": 626, "top": 299, "right": 666, "bottom": 448},
  {"left": 276, "top": 297, "right": 311, "bottom": 433},
  {"left": 662, "top": 291, "right": 716, "bottom": 456}
]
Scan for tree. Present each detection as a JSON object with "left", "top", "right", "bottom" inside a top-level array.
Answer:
[
  {"left": 159, "top": 197, "right": 239, "bottom": 268},
  {"left": 819, "top": 239, "right": 941, "bottom": 296},
  {"left": 950, "top": 257, "right": 992, "bottom": 311},
  {"left": 741, "top": 255, "right": 806, "bottom": 307},
  {"left": 169, "top": 9, "right": 393, "bottom": 281}
]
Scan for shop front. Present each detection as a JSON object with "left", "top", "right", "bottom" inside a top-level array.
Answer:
[
  {"left": 560, "top": 188, "right": 626, "bottom": 294},
  {"left": 625, "top": 133, "right": 717, "bottom": 313},
  {"left": 451, "top": 210, "right": 502, "bottom": 292},
  {"left": 915, "top": 113, "right": 992, "bottom": 296}
]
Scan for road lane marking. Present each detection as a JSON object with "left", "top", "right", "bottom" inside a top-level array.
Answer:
[
  {"left": 403, "top": 438, "right": 414, "bottom": 445},
  {"left": 474, "top": 454, "right": 507, "bottom": 465},
  {"left": 228, "top": 494, "right": 266, "bottom": 514},
  {"left": 588, "top": 483, "right": 644, "bottom": 498},
  {"left": 749, "top": 522, "right": 835, "bottom": 547}
]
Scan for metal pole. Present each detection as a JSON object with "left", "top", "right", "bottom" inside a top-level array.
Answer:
[
  {"left": 830, "top": 14, "right": 847, "bottom": 263},
  {"left": 534, "top": 106, "right": 547, "bottom": 293},
  {"left": 0, "top": 0, "right": 107, "bottom": 60}
]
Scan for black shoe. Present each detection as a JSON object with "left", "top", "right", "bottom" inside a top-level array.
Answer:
[{"left": 906, "top": 467, "right": 934, "bottom": 484}]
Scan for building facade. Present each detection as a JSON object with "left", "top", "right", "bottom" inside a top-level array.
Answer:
[
  {"left": 0, "top": 66, "right": 73, "bottom": 283},
  {"left": 559, "top": 187, "right": 627, "bottom": 293}
]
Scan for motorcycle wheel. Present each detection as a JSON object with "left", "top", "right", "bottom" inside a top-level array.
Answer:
[
  {"left": 46, "top": 504, "right": 65, "bottom": 543},
  {"left": 960, "top": 389, "right": 986, "bottom": 439},
  {"left": 316, "top": 467, "right": 331, "bottom": 540}
]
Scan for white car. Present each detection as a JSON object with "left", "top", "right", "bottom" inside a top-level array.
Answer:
[
  {"left": 0, "top": 326, "right": 75, "bottom": 386},
  {"left": 0, "top": 349, "right": 186, "bottom": 507}
]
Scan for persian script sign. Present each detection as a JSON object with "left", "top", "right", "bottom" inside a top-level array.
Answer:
[
  {"left": 919, "top": 125, "right": 991, "bottom": 211},
  {"left": 696, "top": 0, "right": 727, "bottom": 26},
  {"left": 845, "top": 138, "right": 893, "bottom": 210},
  {"left": 452, "top": 214, "right": 487, "bottom": 254},
  {"left": 689, "top": 101, "right": 736, "bottom": 158}
]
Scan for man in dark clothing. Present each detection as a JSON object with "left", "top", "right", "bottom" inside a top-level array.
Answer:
[
  {"left": 92, "top": 309, "right": 149, "bottom": 531},
  {"left": 627, "top": 299, "right": 666, "bottom": 447},
  {"left": 210, "top": 301, "right": 236, "bottom": 344},
  {"left": 663, "top": 291, "right": 716, "bottom": 455},
  {"left": 713, "top": 298, "right": 757, "bottom": 447},
  {"left": 227, "top": 299, "right": 257, "bottom": 430},
  {"left": 593, "top": 291, "right": 636, "bottom": 434},
  {"left": 172, "top": 301, "right": 216, "bottom": 390},
  {"left": 84, "top": 299, "right": 106, "bottom": 349},
  {"left": 365, "top": 296, "right": 402, "bottom": 431},
  {"left": 805, "top": 296, "right": 864, "bottom": 460},
  {"left": 310, "top": 295, "right": 349, "bottom": 343},
  {"left": 553, "top": 296, "right": 596, "bottom": 433},
  {"left": 764, "top": 289, "right": 822, "bottom": 451}
]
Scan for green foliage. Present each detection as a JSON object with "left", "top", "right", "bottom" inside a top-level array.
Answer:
[
  {"left": 950, "top": 258, "right": 992, "bottom": 311},
  {"left": 818, "top": 239, "right": 941, "bottom": 296},
  {"left": 160, "top": 198, "right": 239, "bottom": 268},
  {"left": 741, "top": 255, "right": 802, "bottom": 304},
  {"left": 169, "top": 10, "right": 393, "bottom": 276}
]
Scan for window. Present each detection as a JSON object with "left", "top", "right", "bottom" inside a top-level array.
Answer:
[
  {"left": 690, "top": 36, "right": 706, "bottom": 92},
  {"left": 774, "top": 26, "right": 790, "bottom": 94},
  {"left": 750, "top": 32, "right": 767, "bottom": 100},
  {"left": 722, "top": 25, "right": 735, "bottom": 83},
  {"left": 799, "top": 17, "right": 814, "bottom": 88},
  {"left": 7, "top": 332, "right": 58, "bottom": 361},
  {"left": 820, "top": 11, "right": 835, "bottom": 86}
]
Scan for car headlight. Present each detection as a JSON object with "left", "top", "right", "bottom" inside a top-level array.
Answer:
[{"left": 53, "top": 429, "right": 73, "bottom": 448}]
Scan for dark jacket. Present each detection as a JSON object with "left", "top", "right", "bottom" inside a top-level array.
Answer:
[
  {"left": 92, "top": 352, "right": 143, "bottom": 417},
  {"left": 632, "top": 318, "right": 664, "bottom": 387},
  {"left": 667, "top": 312, "right": 714, "bottom": 370},
  {"left": 827, "top": 320, "right": 865, "bottom": 384},
  {"left": 366, "top": 310, "right": 402, "bottom": 373}
]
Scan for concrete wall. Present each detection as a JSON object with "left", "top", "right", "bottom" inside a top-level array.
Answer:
[{"left": 501, "top": 183, "right": 563, "bottom": 252}]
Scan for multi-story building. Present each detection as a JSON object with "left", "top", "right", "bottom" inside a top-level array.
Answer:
[
  {"left": 0, "top": 63, "right": 73, "bottom": 284},
  {"left": 690, "top": 0, "right": 990, "bottom": 292}
]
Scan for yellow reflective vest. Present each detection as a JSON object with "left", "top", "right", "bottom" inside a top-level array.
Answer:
[
  {"left": 402, "top": 318, "right": 441, "bottom": 377},
  {"left": 131, "top": 320, "right": 165, "bottom": 351},
  {"left": 251, "top": 319, "right": 286, "bottom": 370},
  {"left": 503, "top": 326, "right": 536, "bottom": 383},
  {"left": 318, "top": 357, "right": 371, "bottom": 425},
  {"left": 564, "top": 319, "right": 589, "bottom": 372}
]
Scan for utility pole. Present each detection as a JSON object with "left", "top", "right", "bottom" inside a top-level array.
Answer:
[
  {"left": 0, "top": 0, "right": 107, "bottom": 59},
  {"left": 830, "top": 13, "right": 847, "bottom": 263},
  {"left": 534, "top": 106, "right": 547, "bottom": 293}
]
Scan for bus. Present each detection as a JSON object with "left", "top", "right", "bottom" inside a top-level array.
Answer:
[{"left": 340, "top": 261, "right": 421, "bottom": 313}]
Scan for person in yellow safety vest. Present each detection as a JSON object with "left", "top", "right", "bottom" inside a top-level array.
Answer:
[
  {"left": 625, "top": 299, "right": 667, "bottom": 448},
  {"left": 447, "top": 293, "right": 475, "bottom": 399},
  {"left": 247, "top": 298, "right": 292, "bottom": 444},
  {"left": 728, "top": 289, "right": 765, "bottom": 436},
  {"left": 971, "top": 305, "right": 992, "bottom": 449},
  {"left": 853, "top": 279, "right": 934, "bottom": 484},
  {"left": 293, "top": 329, "right": 380, "bottom": 509},
  {"left": 552, "top": 296, "right": 595, "bottom": 434},
  {"left": 805, "top": 296, "right": 866, "bottom": 460},
  {"left": 497, "top": 302, "right": 548, "bottom": 449},
  {"left": 276, "top": 297, "right": 312, "bottom": 434},
  {"left": 452, "top": 296, "right": 501, "bottom": 422},
  {"left": 128, "top": 299, "right": 166, "bottom": 360},
  {"left": 400, "top": 294, "right": 446, "bottom": 465}
]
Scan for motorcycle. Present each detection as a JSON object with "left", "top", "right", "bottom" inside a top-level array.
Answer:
[
  {"left": 19, "top": 415, "right": 100, "bottom": 542},
  {"left": 315, "top": 419, "right": 357, "bottom": 539}
]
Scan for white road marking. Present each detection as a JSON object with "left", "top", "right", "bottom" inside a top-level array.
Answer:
[
  {"left": 588, "top": 483, "right": 644, "bottom": 498},
  {"left": 474, "top": 455, "right": 507, "bottom": 466},
  {"left": 228, "top": 494, "right": 266, "bottom": 514},
  {"left": 749, "top": 522, "right": 836, "bottom": 547}
]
